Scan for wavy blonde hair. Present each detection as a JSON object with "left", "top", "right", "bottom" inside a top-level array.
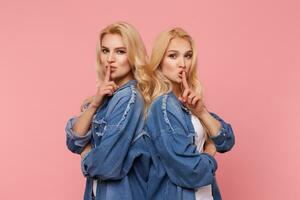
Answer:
[
  {"left": 95, "top": 21, "right": 152, "bottom": 113},
  {"left": 146, "top": 27, "right": 210, "bottom": 135},
  {"left": 147, "top": 27, "right": 203, "bottom": 101}
]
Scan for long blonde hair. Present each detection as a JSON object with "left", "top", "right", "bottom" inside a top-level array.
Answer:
[
  {"left": 95, "top": 21, "right": 151, "bottom": 113},
  {"left": 146, "top": 27, "right": 210, "bottom": 135},
  {"left": 147, "top": 27, "right": 203, "bottom": 101}
]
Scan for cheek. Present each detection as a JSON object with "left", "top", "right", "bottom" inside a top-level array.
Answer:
[
  {"left": 117, "top": 55, "right": 128, "bottom": 64},
  {"left": 162, "top": 59, "right": 176, "bottom": 75},
  {"left": 99, "top": 53, "right": 107, "bottom": 65},
  {"left": 117, "top": 55, "right": 131, "bottom": 71}
]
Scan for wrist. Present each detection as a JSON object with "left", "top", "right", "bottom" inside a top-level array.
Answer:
[
  {"left": 89, "top": 98, "right": 101, "bottom": 109},
  {"left": 196, "top": 107, "right": 209, "bottom": 119},
  {"left": 204, "top": 150, "right": 215, "bottom": 157}
]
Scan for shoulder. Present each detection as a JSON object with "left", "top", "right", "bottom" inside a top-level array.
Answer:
[
  {"left": 109, "top": 84, "right": 144, "bottom": 110},
  {"left": 146, "top": 93, "right": 187, "bottom": 134},
  {"left": 150, "top": 93, "right": 182, "bottom": 113},
  {"left": 148, "top": 92, "right": 184, "bottom": 124}
]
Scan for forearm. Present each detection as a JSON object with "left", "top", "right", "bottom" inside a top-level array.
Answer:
[
  {"left": 73, "top": 103, "right": 98, "bottom": 136},
  {"left": 197, "top": 108, "right": 222, "bottom": 137}
]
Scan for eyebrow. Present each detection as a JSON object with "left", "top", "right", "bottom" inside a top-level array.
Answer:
[
  {"left": 167, "top": 50, "right": 193, "bottom": 53},
  {"left": 101, "top": 46, "right": 126, "bottom": 50}
]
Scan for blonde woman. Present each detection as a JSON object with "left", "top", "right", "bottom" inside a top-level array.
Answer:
[
  {"left": 65, "top": 22, "right": 151, "bottom": 200},
  {"left": 144, "top": 28, "right": 235, "bottom": 200}
]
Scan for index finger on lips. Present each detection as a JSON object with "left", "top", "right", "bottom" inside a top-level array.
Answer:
[
  {"left": 182, "top": 71, "right": 189, "bottom": 90},
  {"left": 104, "top": 65, "right": 111, "bottom": 82}
]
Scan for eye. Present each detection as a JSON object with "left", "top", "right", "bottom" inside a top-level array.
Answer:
[
  {"left": 101, "top": 48, "right": 109, "bottom": 54},
  {"left": 168, "top": 54, "right": 177, "bottom": 59},
  {"left": 185, "top": 53, "right": 193, "bottom": 59},
  {"left": 116, "top": 50, "right": 126, "bottom": 54}
]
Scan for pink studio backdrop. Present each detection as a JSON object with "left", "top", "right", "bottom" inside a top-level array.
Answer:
[{"left": 1, "top": 0, "right": 299, "bottom": 199}]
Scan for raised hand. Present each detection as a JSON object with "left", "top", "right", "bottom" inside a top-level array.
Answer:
[
  {"left": 90, "top": 66, "right": 119, "bottom": 108},
  {"left": 178, "top": 71, "right": 206, "bottom": 117}
]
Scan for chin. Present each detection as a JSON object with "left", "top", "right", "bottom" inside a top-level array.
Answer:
[
  {"left": 110, "top": 73, "right": 119, "bottom": 79},
  {"left": 170, "top": 78, "right": 181, "bottom": 84}
]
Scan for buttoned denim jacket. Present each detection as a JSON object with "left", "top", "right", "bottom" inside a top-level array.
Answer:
[
  {"left": 144, "top": 91, "right": 235, "bottom": 200},
  {"left": 65, "top": 80, "right": 151, "bottom": 200}
]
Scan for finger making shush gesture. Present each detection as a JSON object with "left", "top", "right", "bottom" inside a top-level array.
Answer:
[
  {"left": 90, "top": 65, "right": 119, "bottom": 108},
  {"left": 178, "top": 71, "right": 206, "bottom": 117}
]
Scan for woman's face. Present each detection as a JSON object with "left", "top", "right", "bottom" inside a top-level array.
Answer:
[
  {"left": 161, "top": 37, "right": 193, "bottom": 84},
  {"left": 100, "top": 33, "right": 132, "bottom": 82}
]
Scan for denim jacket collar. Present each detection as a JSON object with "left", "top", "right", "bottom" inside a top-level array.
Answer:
[
  {"left": 115, "top": 79, "right": 137, "bottom": 93},
  {"left": 95, "top": 79, "right": 137, "bottom": 115},
  {"left": 167, "top": 91, "right": 191, "bottom": 114}
]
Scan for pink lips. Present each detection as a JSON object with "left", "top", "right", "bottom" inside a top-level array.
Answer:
[{"left": 107, "top": 65, "right": 117, "bottom": 72}]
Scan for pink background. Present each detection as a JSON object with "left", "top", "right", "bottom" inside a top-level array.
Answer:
[{"left": 1, "top": 0, "right": 299, "bottom": 199}]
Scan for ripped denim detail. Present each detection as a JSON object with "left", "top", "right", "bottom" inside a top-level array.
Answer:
[
  {"left": 93, "top": 118, "right": 107, "bottom": 137},
  {"left": 117, "top": 85, "right": 137, "bottom": 127},
  {"left": 162, "top": 94, "right": 174, "bottom": 132}
]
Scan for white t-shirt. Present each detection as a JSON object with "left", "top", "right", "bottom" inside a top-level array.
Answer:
[
  {"left": 93, "top": 180, "right": 97, "bottom": 196},
  {"left": 191, "top": 114, "right": 214, "bottom": 200}
]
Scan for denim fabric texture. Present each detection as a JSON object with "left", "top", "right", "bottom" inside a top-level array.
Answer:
[
  {"left": 144, "top": 91, "right": 235, "bottom": 200},
  {"left": 66, "top": 80, "right": 151, "bottom": 200}
]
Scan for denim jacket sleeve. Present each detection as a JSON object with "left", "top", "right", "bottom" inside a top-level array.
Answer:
[
  {"left": 65, "top": 116, "right": 92, "bottom": 154},
  {"left": 81, "top": 88, "right": 144, "bottom": 180},
  {"left": 146, "top": 94, "right": 218, "bottom": 189},
  {"left": 209, "top": 112, "right": 235, "bottom": 153}
]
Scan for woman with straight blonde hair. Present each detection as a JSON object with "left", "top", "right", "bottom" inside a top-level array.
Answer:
[
  {"left": 65, "top": 21, "right": 151, "bottom": 200},
  {"left": 144, "top": 27, "right": 235, "bottom": 200}
]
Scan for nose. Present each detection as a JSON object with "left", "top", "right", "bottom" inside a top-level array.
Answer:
[
  {"left": 178, "top": 56, "right": 186, "bottom": 70},
  {"left": 107, "top": 52, "right": 115, "bottom": 63}
]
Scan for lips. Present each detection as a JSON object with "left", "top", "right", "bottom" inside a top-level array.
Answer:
[{"left": 107, "top": 65, "right": 117, "bottom": 71}]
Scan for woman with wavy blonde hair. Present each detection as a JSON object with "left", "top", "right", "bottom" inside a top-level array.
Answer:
[
  {"left": 144, "top": 27, "right": 235, "bottom": 200},
  {"left": 147, "top": 27, "right": 202, "bottom": 101},
  {"left": 81, "top": 22, "right": 152, "bottom": 116},
  {"left": 95, "top": 22, "right": 149, "bottom": 94},
  {"left": 65, "top": 21, "right": 151, "bottom": 200}
]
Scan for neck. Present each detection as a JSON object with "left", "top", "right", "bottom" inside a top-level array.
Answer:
[{"left": 113, "top": 73, "right": 134, "bottom": 87}]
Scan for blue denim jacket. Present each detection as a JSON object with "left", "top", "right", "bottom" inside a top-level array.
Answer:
[
  {"left": 65, "top": 80, "right": 151, "bottom": 200},
  {"left": 144, "top": 91, "right": 235, "bottom": 200}
]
